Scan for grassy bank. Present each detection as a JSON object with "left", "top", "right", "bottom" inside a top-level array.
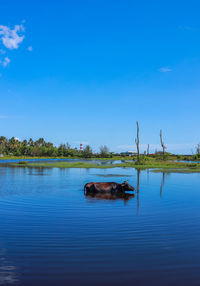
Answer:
[
  {"left": 2, "top": 160, "right": 200, "bottom": 173},
  {"left": 0, "top": 154, "right": 200, "bottom": 162},
  {"left": 0, "top": 155, "right": 133, "bottom": 161}
]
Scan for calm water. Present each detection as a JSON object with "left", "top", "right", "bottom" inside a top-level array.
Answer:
[
  {"left": 0, "top": 166, "right": 200, "bottom": 286},
  {"left": 0, "top": 158, "right": 129, "bottom": 165}
]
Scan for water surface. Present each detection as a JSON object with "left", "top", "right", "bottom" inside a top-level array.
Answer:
[
  {"left": 0, "top": 166, "right": 200, "bottom": 285},
  {"left": 0, "top": 158, "right": 129, "bottom": 165}
]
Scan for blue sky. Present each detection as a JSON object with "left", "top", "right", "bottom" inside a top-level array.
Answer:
[{"left": 0, "top": 0, "right": 200, "bottom": 154}]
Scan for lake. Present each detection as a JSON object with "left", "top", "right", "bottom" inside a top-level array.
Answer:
[{"left": 0, "top": 166, "right": 200, "bottom": 286}]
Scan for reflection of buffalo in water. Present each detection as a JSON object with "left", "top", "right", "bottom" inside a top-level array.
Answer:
[
  {"left": 85, "top": 192, "right": 135, "bottom": 202},
  {"left": 84, "top": 181, "right": 135, "bottom": 194}
]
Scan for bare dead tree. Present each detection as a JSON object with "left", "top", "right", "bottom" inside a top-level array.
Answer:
[
  {"left": 147, "top": 144, "right": 149, "bottom": 156},
  {"left": 196, "top": 143, "right": 200, "bottom": 154},
  {"left": 143, "top": 151, "right": 146, "bottom": 160},
  {"left": 160, "top": 129, "right": 166, "bottom": 155},
  {"left": 135, "top": 121, "right": 140, "bottom": 162}
]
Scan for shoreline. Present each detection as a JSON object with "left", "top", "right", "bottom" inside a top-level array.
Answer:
[
  {"left": 1, "top": 160, "right": 200, "bottom": 173},
  {"left": 0, "top": 154, "right": 199, "bottom": 162}
]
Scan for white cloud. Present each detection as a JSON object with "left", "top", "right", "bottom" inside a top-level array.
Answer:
[
  {"left": 0, "top": 24, "right": 25, "bottom": 50},
  {"left": 159, "top": 67, "right": 172, "bottom": 73},
  {"left": 27, "top": 46, "right": 33, "bottom": 51},
  {"left": 14, "top": 137, "right": 20, "bottom": 142},
  {"left": 1, "top": 57, "right": 10, "bottom": 67},
  {"left": 0, "top": 49, "right": 5, "bottom": 54}
]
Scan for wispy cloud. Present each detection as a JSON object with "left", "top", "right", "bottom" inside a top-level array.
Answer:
[
  {"left": 0, "top": 24, "right": 25, "bottom": 50},
  {"left": 178, "top": 25, "right": 191, "bottom": 31},
  {"left": 0, "top": 49, "right": 5, "bottom": 54},
  {"left": 0, "top": 23, "right": 25, "bottom": 68},
  {"left": 159, "top": 67, "right": 172, "bottom": 73},
  {"left": 27, "top": 46, "right": 33, "bottom": 51},
  {"left": 1, "top": 57, "right": 10, "bottom": 67}
]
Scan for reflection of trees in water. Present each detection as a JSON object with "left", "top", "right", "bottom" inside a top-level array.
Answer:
[
  {"left": 160, "top": 172, "right": 166, "bottom": 198},
  {"left": 27, "top": 167, "right": 52, "bottom": 176},
  {"left": 5, "top": 166, "right": 52, "bottom": 177},
  {"left": 60, "top": 167, "right": 70, "bottom": 175},
  {"left": 136, "top": 169, "right": 140, "bottom": 214},
  {"left": 147, "top": 169, "right": 150, "bottom": 183},
  {"left": 136, "top": 170, "right": 167, "bottom": 213}
]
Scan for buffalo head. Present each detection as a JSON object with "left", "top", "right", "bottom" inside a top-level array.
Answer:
[{"left": 121, "top": 181, "right": 135, "bottom": 191}]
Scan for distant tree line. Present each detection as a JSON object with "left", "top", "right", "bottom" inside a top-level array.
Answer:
[
  {"left": 1, "top": 134, "right": 200, "bottom": 159},
  {"left": 0, "top": 136, "right": 111, "bottom": 158}
]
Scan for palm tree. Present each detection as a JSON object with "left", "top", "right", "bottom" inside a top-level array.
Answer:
[
  {"left": 28, "top": 138, "right": 34, "bottom": 146},
  {"left": 35, "top": 138, "right": 46, "bottom": 147}
]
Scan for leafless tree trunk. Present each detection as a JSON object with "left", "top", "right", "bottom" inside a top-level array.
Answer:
[
  {"left": 135, "top": 121, "right": 140, "bottom": 162},
  {"left": 160, "top": 129, "right": 166, "bottom": 155},
  {"left": 196, "top": 143, "right": 200, "bottom": 154},
  {"left": 147, "top": 144, "right": 149, "bottom": 156}
]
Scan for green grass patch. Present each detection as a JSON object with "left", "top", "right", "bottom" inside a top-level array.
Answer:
[
  {"left": 1, "top": 160, "right": 200, "bottom": 173},
  {"left": 152, "top": 169, "right": 200, "bottom": 173}
]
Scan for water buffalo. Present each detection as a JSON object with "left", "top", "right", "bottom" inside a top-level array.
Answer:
[{"left": 84, "top": 181, "right": 135, "bottom": 194}]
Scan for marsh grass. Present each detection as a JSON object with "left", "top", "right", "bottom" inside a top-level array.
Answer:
[{"left": 2, "top": 160, "right": 200, "bottom": 173}]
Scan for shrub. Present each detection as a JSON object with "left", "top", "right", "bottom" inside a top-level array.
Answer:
[
  {"left": 18, "top": 161, "right": 27, "bottom": 165},
  {"left": 135, "top": 160, "right": 145, "bottom": 166},
  {"left": 187, "top": 163, "right": 198, "bottom": 168}
]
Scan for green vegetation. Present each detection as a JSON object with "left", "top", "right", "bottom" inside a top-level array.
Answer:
[
  {"left": 18, "top": 161, "right": 27, "bottom": 165},
  {"left": 8, "top": 162, "right": 112, "bottom": 168},
  {"left": 0, "top": 136, "right": 200, "bottom": 163},
  {"left": 2, "top": 160, "right": 200, "bottom": 173},
  {"left": 1, "top": 153, "right": 200, "bottom": 162},
  {"left": 0, "top": 136, "right": 112, "bottom": 158}
]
